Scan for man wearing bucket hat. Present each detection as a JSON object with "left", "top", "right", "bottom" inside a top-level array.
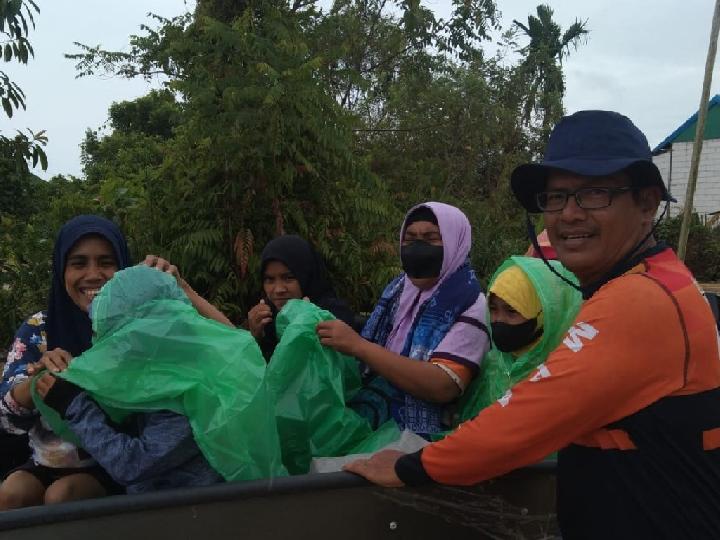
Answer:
[{"left": 345, "top": 111, "right": 720, "bottom": 539}]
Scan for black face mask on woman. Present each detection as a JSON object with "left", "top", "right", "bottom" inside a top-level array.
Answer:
[
  {"left": 491, "top": 318, "right": 542, "bottom": 353},
  {"left": 401, "top": 240, "right": 443, "bottom": 279}
]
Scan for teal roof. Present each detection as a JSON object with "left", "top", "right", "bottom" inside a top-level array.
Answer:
[{"left": 653, "top": 94, "right": 720, "bottom": 155}]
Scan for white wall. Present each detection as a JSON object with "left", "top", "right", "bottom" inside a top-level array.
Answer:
[{"left": 653, "top": 139, "right": 720, "bottom": 218}]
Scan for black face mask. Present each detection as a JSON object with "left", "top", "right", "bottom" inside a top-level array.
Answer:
[
  {"left": 400, "top": 241, "right": 443, "bottom": 279},
  {"left": 491, "top": 318, "right": 542, "bottom": 353}
]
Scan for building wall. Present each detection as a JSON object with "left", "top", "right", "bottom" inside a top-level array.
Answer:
[{"left": 653, "top": 139, "right": 720, "bottom": 218}]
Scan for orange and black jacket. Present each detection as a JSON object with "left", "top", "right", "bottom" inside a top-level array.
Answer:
[{"left": 396, "top": 246, "right": 720, "bottom": 539}]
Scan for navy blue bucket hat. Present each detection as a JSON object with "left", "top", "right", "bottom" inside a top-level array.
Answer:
[{"left": 511, "top": 110, "right": 674, "bottom": 213}]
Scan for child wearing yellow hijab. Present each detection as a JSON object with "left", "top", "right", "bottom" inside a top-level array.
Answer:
[
  {"left": 487, "top": 264, "right": 543, "bottom": 356},
  {"left": 456, "top": 256, "right": 581, "bottom": 423}
]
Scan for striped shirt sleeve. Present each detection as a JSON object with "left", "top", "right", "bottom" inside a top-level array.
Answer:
[{"left": 431, "top": 294, "right": 490, "bottom": 384}]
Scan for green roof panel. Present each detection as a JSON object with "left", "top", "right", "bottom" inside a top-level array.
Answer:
[{"left": 673, "top": 103, "right": 720, "bottom": 143}]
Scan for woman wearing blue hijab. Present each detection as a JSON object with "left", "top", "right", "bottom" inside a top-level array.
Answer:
[{"left": 0, "top": 215, "right": 131, "bottom": 509}]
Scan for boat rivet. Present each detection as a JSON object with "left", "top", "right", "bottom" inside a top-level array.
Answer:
[{"left": 389, "top": 521, "right": 398, "bottom": 530}]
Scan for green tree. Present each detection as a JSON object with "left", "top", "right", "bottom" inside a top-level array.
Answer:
[
  {"left": 68, "top": 2, "right": 398, "bottom": 319},
  {"left": 0, "top": 173, "right": 104, "bottom": 351},
  {"left": 513, "top": 4, "right": 588, "bottom": 134},
  {"left": 63, "top": 0, "right": 589, "bottom": 317},
  {"left": 0, "top": 0, "right": 47, "bottom": 172},
  {"left": 657, "top": 214, "right": 720, "bottom": 282}
]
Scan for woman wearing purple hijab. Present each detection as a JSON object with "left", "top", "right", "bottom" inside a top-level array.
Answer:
[{"left": 317, "top": 202, "right": 490, "bottom": 437}]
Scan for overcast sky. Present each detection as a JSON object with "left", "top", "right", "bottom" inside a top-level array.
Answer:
[{"left": 4, "top": 0, "right": 719, "bottom": 179}]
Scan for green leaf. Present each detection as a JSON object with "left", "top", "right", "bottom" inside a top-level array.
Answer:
[
  {"left": 38, "top": 148, "right": 48, "bottom": 170},
  {"left": 2, "top": 96, "right": 12, "bottom": 117}
]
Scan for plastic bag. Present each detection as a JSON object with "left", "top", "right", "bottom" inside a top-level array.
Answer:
[
  {"left": 32, "top": 375, "right": 82, "bottom": 447},
  {"left": 37, "top": 265, "right": 286, "bottom": 481},
  {"left": 309, "top": 427, "right": 426, "bottom": 474},
  {"left": 267, "top": 300, "right": 399, "bottom": 474}
]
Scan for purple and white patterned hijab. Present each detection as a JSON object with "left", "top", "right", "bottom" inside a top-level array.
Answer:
[{"left": 384, "top": 202, "right": 472, "bottom": 354}]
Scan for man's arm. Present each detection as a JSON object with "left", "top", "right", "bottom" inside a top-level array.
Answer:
[
  {"left": 408, "top": 277, "right": 686, "bottom": 485},
  {"left": 348, "top": 277, "right": 688, "bottom": 486}
]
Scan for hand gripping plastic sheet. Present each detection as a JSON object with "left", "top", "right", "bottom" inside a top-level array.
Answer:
[
  {"left": 267, "top": 300, "right": 400, "bottom": 474},
  {"left": 34, "top": 265, "right": 286, "bottom": 481}
]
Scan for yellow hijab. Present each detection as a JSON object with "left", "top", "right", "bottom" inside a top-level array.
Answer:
[{"left": 489, "top": 265, "right": 543, "bottom": 357}]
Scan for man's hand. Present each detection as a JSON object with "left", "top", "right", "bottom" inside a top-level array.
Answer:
[
  {"left": 248, "top": 299, "right": 273, "bottom": 339},
  {"left": 316, "top": 319, "right": 365, "bottom": 357},
  {"left": 35, "top": 373, "right": 57, "bottom": 400},
  {"left": 343, "top": 449, "right": 406, "bottom": 487}
]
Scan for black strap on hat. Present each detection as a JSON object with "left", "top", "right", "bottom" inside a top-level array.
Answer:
[{"left": 526, "top": 216, "right": 581, "bottom": 292}]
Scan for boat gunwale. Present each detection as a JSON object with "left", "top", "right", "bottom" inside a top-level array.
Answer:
[{"left": 0, "top": 462, "right": 557, "bottom": 531}]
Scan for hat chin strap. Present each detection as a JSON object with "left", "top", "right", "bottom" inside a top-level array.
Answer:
[
  {"left": 526, "top": 217, "right": 581, "bottom": 292},
  {"left": 526, "top": 199, "right": 670, "bottom": 296}
]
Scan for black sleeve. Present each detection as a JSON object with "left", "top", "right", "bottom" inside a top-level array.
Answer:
[
  {"left": 395, "top": 449, "right": 435, "bottom": 486},
  {"left": 43, "top": 378, "right": 83, "bottom": 417}
]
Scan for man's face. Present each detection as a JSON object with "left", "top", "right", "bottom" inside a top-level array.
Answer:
[{"left": 543, "top": 171, "right": 657, "bottom": 286}]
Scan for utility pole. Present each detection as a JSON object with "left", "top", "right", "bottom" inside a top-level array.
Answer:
[{"left": 678, "top": 0, "right": 720, "bottom": 260}]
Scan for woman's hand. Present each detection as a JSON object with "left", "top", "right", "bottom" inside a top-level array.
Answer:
[
  {"left": 29, "top": 348, "right": 73, "bottom": 374},
  {"left": 248, "top": 300, "right": 273, "bottom": 339},
  {"left": 35, "top": 373, "right": 57, "bottom": 400},
  {"left": 10, "top": 379, "right": 34, "bottom": 409},
  {"left": 142, "top": 255, "right": 185, "bottom": 287},
  {"left": 316, "top": 320, "right": 366, "bottom": 357},
  {"left": 143, "top": 254, "right": 235, "bottom": 328}
]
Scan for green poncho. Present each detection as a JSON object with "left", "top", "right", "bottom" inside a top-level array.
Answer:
[
  {"left": 456, "top": 256, "right": 582, "bottom": 423},
  {"left": 35, "top": 265, "right": 286, "bottom": 481},
  {"left": 267, "top": 300, "right": 400, "bottom": 474}
]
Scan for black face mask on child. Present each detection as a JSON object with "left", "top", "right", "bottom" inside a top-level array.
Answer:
[
  {"left": 491, "top": 318, "right": 542, "bottom": 353},
  {"left": 401, "top": 241, "right": 443, "bottom": 279}
]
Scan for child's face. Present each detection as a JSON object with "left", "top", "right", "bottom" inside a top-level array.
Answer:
[
  {"left": 263, "top": 260, "right": 303, "bottom": 310},
  {"left": 488, "top": 293, "right": 530, "bottom": 326}
]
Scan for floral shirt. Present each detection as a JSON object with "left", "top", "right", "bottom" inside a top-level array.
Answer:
[{"left": 0, "top": 311, "right": 95, "bottom": 468}]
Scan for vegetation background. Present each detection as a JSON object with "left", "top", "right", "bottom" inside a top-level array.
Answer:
[{"left": 0, "top": 0, "right": 714, "bottom": 350}]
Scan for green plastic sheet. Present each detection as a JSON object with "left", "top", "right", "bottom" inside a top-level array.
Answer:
[
  {"left": 37, "top": 265, "right": 286, "bottom": 482},
  {"left": 456, "top": 256, "right": 582, "bottom": 423},
  {"left": 267, "top": 300, "right": 400, "bottom": 474}
]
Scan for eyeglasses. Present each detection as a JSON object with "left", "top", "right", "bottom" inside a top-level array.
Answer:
[{"left": 536, "top": 187, "right": 633, "bottom": 212}]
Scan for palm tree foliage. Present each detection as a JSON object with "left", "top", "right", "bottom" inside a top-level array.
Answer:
[{"left": 513, "top": 4, "right": 588, "bottom": 132}]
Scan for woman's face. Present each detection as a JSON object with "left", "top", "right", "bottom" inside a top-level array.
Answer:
[
  {"left": 64, "top": 235, "right": 118, "bottom": 312},
  {"left": 263, "top": 260, "right": 303, "bottom": 310},
  {"left": 402, "top": 220, "right": 443, "bottom": 290},
  {"left": 488, "top": 293, "right": 530, "bottom": 325}
]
